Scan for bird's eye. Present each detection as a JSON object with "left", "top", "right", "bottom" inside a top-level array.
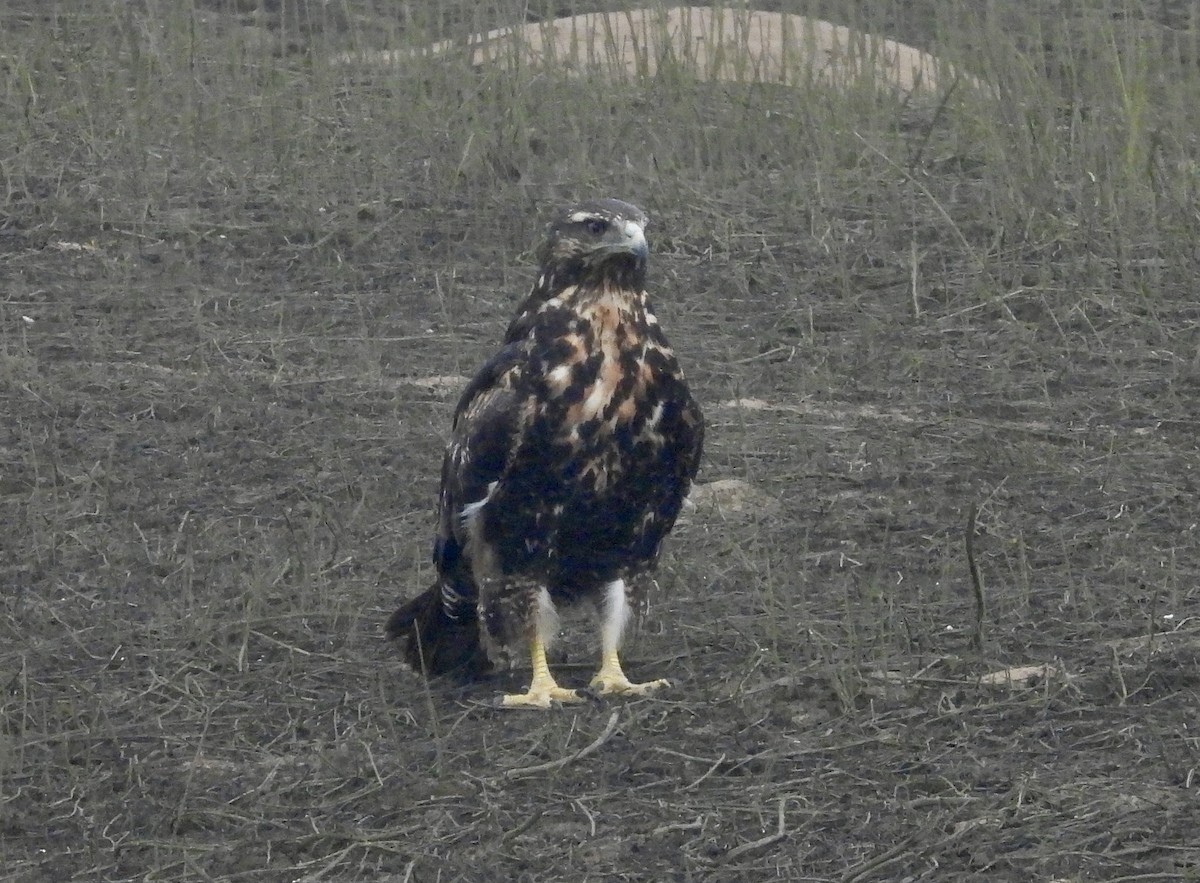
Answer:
[{"left": 584, "top": 218, "right": 608, "bottom": 236}]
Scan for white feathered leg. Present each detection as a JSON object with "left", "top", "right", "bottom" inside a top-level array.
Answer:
[{"left": 590, "top": 578, "right": 669, "bottom": 696}]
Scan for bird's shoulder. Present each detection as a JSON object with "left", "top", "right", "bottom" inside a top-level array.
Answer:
[{"left": 450, "top": 341, "right": 530, "bottom": 428}]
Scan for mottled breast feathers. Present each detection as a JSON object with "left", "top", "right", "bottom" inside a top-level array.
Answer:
[{"left": 440, "top": 200, "right": 702, "bottom": 595}]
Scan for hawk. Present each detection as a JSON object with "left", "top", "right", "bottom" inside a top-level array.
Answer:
[{"left": 386, "top": 198, "right": 703, "bottom": 708}]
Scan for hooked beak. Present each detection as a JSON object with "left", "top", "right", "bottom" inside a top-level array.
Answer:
[{"left": 597, "top": 217, "right": 648, "bottom": 259}]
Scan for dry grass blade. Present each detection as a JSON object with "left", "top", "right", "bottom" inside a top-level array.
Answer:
[{"left": 966, "top": 502, "right": 985, "bottom": 653}]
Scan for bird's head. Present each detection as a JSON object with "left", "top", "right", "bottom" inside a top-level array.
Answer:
[{"left": 536, "top": 198, "right": 650, "bottom": 291}]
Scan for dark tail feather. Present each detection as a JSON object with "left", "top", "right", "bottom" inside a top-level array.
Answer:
[{"left": 386, "top": 584, "right": 487, "bottom": 677}]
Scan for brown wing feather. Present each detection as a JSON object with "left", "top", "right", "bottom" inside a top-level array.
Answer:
[{"left": 386, "top": 344, "right": 529, "bottom": 674}]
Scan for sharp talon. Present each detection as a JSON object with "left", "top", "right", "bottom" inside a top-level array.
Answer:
[
  {"left": 590, "top": 675, "right": 670, "bottom": 697},
  {"left": 499, "top": 685, "right": 584, "bottom": 709}
]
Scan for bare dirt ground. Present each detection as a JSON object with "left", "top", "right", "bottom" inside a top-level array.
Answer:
[{"left": 3, "top": 1, "right": 1200, "bottom": 880}]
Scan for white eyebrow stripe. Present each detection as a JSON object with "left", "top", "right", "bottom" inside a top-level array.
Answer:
[{"left": 568, "top": 211, "right": 597, "bottom": 223}]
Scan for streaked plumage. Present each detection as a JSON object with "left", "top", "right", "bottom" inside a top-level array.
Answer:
[{"left": 387, "top": 198, "right": 703, "bottom": 708}]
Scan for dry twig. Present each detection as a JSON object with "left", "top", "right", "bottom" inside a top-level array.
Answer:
[
  {"left": 721, "top": 798, "right": 787, "bottom": 863},
  {"left": 840, "top": 817, "right": 998, "bottom": 882},
  {"left": 501, "top": 711, "right": 621, "bottom": 780}
]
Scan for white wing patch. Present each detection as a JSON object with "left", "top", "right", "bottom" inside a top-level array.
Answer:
[{"left": 460, "top": 480, "right": 499, "bottom": 526}]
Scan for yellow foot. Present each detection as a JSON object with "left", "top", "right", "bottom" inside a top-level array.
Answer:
[
  {"left": 501, "top": 632, "right": 584, "bottom": 708},
  {"left": 500, "top": 684, "right": 584, "bottom": 709},
  {"left": 590, "top": 673, "right": 670, "bottom": 697}
]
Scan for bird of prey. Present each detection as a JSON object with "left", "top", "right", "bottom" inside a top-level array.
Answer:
[{"left": 386, "top": 198, "right": 703, "bottom": 708}]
